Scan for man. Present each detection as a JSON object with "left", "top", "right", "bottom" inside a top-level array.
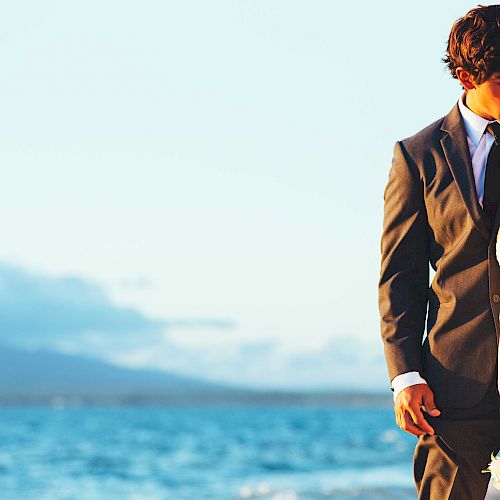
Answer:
[{"left": 378, "top": 5, "right": 500, "bottom": 499}]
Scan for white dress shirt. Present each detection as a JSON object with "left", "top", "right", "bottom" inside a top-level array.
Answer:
[{"left": 391, "top": 93, "right": 499, "bottom": 401}]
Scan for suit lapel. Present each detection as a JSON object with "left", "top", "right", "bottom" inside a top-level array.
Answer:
[{"left": 440, "top": 103, "right": 492, "bottom": 241}]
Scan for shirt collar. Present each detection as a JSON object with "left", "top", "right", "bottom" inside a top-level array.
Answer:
[{"left": 457, "top": 92, "right": 496, "bottom": 147}]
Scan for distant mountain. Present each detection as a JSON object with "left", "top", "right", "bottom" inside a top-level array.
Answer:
[
  {"left": 0, "top": 342, "right": 241, "bottom": 402},
  {"left": 0, "top": 342, "right": 392, "bottom": 406}
]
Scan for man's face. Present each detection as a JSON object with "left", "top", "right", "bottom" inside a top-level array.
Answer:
[{"left": 473, "top": 71, "right": 500, "bottom": 121}]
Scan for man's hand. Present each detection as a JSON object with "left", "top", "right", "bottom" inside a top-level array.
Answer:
[{"left": 394, "top": 383, "right": 441, "bottom": 436}]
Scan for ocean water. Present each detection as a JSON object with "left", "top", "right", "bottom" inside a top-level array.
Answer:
[{"left": 0, "top": 404, "right": 421, "bottom": 499}]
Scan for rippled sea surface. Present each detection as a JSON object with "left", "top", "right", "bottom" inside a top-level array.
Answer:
[{"left": 0, "top": 404, "right": 419, "bottom": 499}]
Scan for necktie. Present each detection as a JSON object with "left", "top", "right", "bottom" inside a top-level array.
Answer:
[{"left": 483, "top": 122, "right": 500, "bottom": 224}]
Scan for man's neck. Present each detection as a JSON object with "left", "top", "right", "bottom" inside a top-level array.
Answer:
[{"left": 464, "top": 91, "right": 495, "bottom": 121}]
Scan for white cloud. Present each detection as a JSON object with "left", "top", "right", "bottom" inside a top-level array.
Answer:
[{"left": 105, "top": 331, "right": 389, "bottom": 392}]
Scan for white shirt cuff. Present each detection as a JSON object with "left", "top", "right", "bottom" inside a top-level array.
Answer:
[{"left": 391, "top": 371, "right": 428, "bottom": 402}]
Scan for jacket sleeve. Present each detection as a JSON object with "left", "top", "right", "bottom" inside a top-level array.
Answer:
[{"left": 378, "top": 140, "right": 430, "bottom": 382}]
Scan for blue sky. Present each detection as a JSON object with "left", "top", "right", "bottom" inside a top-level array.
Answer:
[{"left": 0, "top": 1, "right": 491, "bottom": 390}]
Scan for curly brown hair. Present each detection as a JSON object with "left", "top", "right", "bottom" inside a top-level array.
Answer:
[{"left": 442, "top": 4, "right": 500, "bottom": 86}]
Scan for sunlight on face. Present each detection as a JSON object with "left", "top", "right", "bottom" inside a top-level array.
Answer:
[{"left": 475, "top": 71, "right": 500, "bottom": 120}]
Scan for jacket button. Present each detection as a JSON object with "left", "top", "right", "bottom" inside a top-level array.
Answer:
[{"left": 492, "top": 294, "right": 500, "bottom": 304}]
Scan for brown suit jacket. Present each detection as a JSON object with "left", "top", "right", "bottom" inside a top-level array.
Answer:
[{"left": 378, "top": 102, "right": 500, "bottom": 408}]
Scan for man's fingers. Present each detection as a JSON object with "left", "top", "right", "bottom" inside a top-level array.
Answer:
[
  {"left": 400, "top": 411, "right": 427, "bottom": 436},
  {"left": 394, "top": 406, "right": 427, "bottom": 437},
  {"left": 422, "top": 391, "right": 441, "bottom": 417},
  {"left": 406, "top": 405, "right": 435, "bottom": 435}
]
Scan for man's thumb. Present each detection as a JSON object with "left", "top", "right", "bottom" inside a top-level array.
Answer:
[{"left": 422, "top": 391, "right": 440, "bottom": 416}]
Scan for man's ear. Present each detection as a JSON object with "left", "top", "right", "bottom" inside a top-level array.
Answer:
[{"left": 455, "top": 67, "right": 476, "bottom": 90}]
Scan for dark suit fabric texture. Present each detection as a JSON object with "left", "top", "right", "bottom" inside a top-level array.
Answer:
[
  {"left": 378, "top": 103, "right": 500, "bottom": 499},
  {"left": 413, "top": 370, "right": 500, "bottom": 500}
]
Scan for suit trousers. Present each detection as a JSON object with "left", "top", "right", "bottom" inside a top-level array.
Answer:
[{"left": 414, "top": 368, "right": 500, "bottom": 500}]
